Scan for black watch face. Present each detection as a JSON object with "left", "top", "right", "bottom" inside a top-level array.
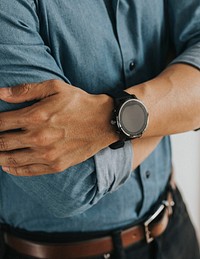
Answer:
[{"left": 119, "top": 99, "right": 148, "bottom": 137}]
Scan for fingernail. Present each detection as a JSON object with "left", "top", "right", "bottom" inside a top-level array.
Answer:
[{"left": 2, "top": 166, "right": 10, "bottom": 172}]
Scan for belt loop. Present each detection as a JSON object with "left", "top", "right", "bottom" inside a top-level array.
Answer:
[{"left": 112, "top": 230, "right": 126, "bottom": 259}]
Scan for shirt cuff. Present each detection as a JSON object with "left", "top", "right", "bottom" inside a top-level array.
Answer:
[
  {"left": 94, "top": 141, "right": 133, "bottom": 194},
  {"left": 170, "top": 42, "right": 200, "bottom": 70}
]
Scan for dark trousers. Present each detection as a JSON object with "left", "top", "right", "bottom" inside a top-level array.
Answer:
[{"left": 2, "top": 188, "right": 200, "bottom": 259}]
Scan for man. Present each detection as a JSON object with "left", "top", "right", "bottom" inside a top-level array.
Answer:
[{"left": 0, "top": 0, "right": 199, "bottom": 258}]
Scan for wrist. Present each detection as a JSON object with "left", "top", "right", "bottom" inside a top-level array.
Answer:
[{"left": 93, "top": 93, "right": 119, "bottom": 148}]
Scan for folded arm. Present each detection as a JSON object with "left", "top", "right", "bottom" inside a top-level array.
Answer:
[
  {"left": 0, "top": 0, "right": 134, "bottom": 217},
  {"left": 0, "top": 0, "right": 199, "bottom": 217},
  {"left": 0, "top": 0, "right": 163, "bottom": 217},
  {"left": 128, "top": 0, "right": 200, "bottom": 137}
]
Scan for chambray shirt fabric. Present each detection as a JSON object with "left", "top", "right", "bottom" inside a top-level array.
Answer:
[{"left": 0, "top": 0, "right": 199, "bottom": 232}]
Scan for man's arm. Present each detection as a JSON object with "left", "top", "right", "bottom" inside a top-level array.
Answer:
[
  {"left": 0, "top": 79, "right": 162, "bottom": 173},
  {"left": 126, "top": 63, "right": 200, "bottom": 137},
  {"left": 130, "top": 0, "right": 200, "bottom": 136},
  {"left": 0, "top": 0, "right": 199, "bottom": 217},
  {"left": 0, "top": 0, "right": 134, "bottom": 217},
  {"left": 1, "top": 0, "right": 200, "bottom": 177},
  {"left": 0, "top": 0, "right": 163, "bottom": 217},
  {"left": 2, "top": 63, "right": 199, "bottom": 176}
]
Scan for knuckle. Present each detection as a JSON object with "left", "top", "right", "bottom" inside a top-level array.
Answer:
[
  {"left": 7, "top": 156, "right": 18, "bottom": 166},
  {"left": 38, "top": 132, "right": 47, "bottom": 145},
  {"left": 11, "top": 166, "right": 32, "bottom": 176},
  {"left": 31, "top": 133, "right": 40, "bottom": 146},
  {"left": 31, "top": 130, "right": 52, "bottom": 147},
  {"left": 50, "top": 79, "right": 62, "bottom": 92},
  {"left": 43, "top": 150, "right": 57, "bottom": 163},
  {"left": 18, "top": 83, "right": 32, "bottom": 96},
  {"left": 0, "top": 137, "right": 8, "bottom": 150},
  {"left": 0, "top": 119, "right": 5, "bottom": 129},
  {"left": 51, "top": 161, "right": 64, "bottom": 172},
  {"left": 22, "top": 83, "right": 32, "bottom": 93},
  {"left": 31, "top": 132, "right": 45, "bottom": 146},
  {"left": 22, "top": 167, "right": 32, "bottom": 175},
  {"left": 28, "top": 110, "right": 49, "bottom": 124},
  {"left": 10, "top": 167, "right": 20, "bottom": 176},
  {"left": 31, "top": 135, "right": 39, "bottom": 146}
]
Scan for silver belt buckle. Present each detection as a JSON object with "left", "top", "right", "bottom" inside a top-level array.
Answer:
[
  {"left": 144, "top": 204, "right": 165, "bottom": 243},
  {"left": 144, "top": 197, "right": 175, "bottom": 243}
]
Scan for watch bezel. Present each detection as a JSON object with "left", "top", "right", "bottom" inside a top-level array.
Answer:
[{"left": 116, "top": 98, "right": 149, "bottom": 139}]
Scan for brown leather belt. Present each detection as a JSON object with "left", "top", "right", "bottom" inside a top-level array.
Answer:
[{"left": 4, "top": 192, "right": 175, "bottom": 259}]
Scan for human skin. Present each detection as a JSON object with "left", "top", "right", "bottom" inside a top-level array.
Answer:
[{"left": 0, "top": 63, "right": 199, "bottom": 176}]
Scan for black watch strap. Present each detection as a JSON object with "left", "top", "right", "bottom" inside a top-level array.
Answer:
[
  {"left": 107, "top": 90, "right": 135, "bottom": 149},
  {"left": 107, "top": 89, "right": 136, "bottom": 105},
  {"left": 107, "top": 89, "right": 149, "bottom": 150},
  {"left": 109, "top": 140, "right": 125, "bottom": 149}
]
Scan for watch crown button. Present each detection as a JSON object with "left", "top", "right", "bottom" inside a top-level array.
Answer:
[{"left": 111, "top": 120, "right": 116, "bottom": 125}]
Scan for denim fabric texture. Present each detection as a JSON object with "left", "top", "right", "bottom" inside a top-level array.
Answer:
[{"left": 0, "top": 0, "right": 199, "bottom": 232}]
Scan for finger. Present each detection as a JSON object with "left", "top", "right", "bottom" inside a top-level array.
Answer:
[
  {"left": 0, "top": 149, "right": 44, "bottom": 167},
  {"left": 2, "top": 164, "right": 52, "bottom": 176},
  {"left": 0, "top": 131, "right": 30, "bottom": 151},
  {"left": 0, "top": 79, "right": 64, "bottom": 103},
  {"left": 0, "top": 108, "right": 28, "bottom": 131},
  {"left": 0, "top": 127, "right": 62, "bottom": 150},
  {"left": 0, "top": 99, "right": 55, "bottom": 132}
]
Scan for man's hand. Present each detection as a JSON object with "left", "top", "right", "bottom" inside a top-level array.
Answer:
[{"left": 0, "top": 80, "right": 116, "bottom": 176}]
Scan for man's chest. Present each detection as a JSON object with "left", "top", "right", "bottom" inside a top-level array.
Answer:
[{"left": 35, "top": 0, "right": 167, "bottom": 92}]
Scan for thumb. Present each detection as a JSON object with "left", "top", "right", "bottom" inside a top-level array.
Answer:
[{"left": 0, "top": 79, "right": 62, "bottom": 103}]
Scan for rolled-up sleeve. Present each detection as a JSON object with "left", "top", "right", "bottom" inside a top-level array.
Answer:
[
  {"left": 167, "top": 0, "right": 200, "bottom": 69},
  {"left": 0, "top": 0, "right": 133, "bottom": 217}
]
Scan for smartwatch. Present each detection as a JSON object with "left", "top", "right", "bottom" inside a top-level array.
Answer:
[{"left": 107, "top": 90, "right": 149, "bottom": 149}]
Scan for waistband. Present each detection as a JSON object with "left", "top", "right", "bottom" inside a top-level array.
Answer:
[{"left": 3, "top": 187, "right": 175, "bottom": 259}]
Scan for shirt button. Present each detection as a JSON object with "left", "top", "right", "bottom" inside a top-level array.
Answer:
[
  {"left": 129, "top": 61, "right": 135, "bottom": 71},
  {"left": 145, "top": 170, "right": 151, "bottom": 179}
]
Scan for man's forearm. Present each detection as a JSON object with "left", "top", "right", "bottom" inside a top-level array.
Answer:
[
  {"left": 107, "top": 63, "right": 199, "bottom": 170},
  {"left": 125, "top": 63, "right": 200, "bottom": 138},
  {"left": 0, "top": 63, "right": 199, "bottom": 175},
  {"left": 132, "top": 137, "right": 162, "bottom": 170}
]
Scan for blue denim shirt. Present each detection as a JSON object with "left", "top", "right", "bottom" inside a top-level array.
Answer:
[{"left": 0, "top": 0, "right": 199, "bottom": 232}]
